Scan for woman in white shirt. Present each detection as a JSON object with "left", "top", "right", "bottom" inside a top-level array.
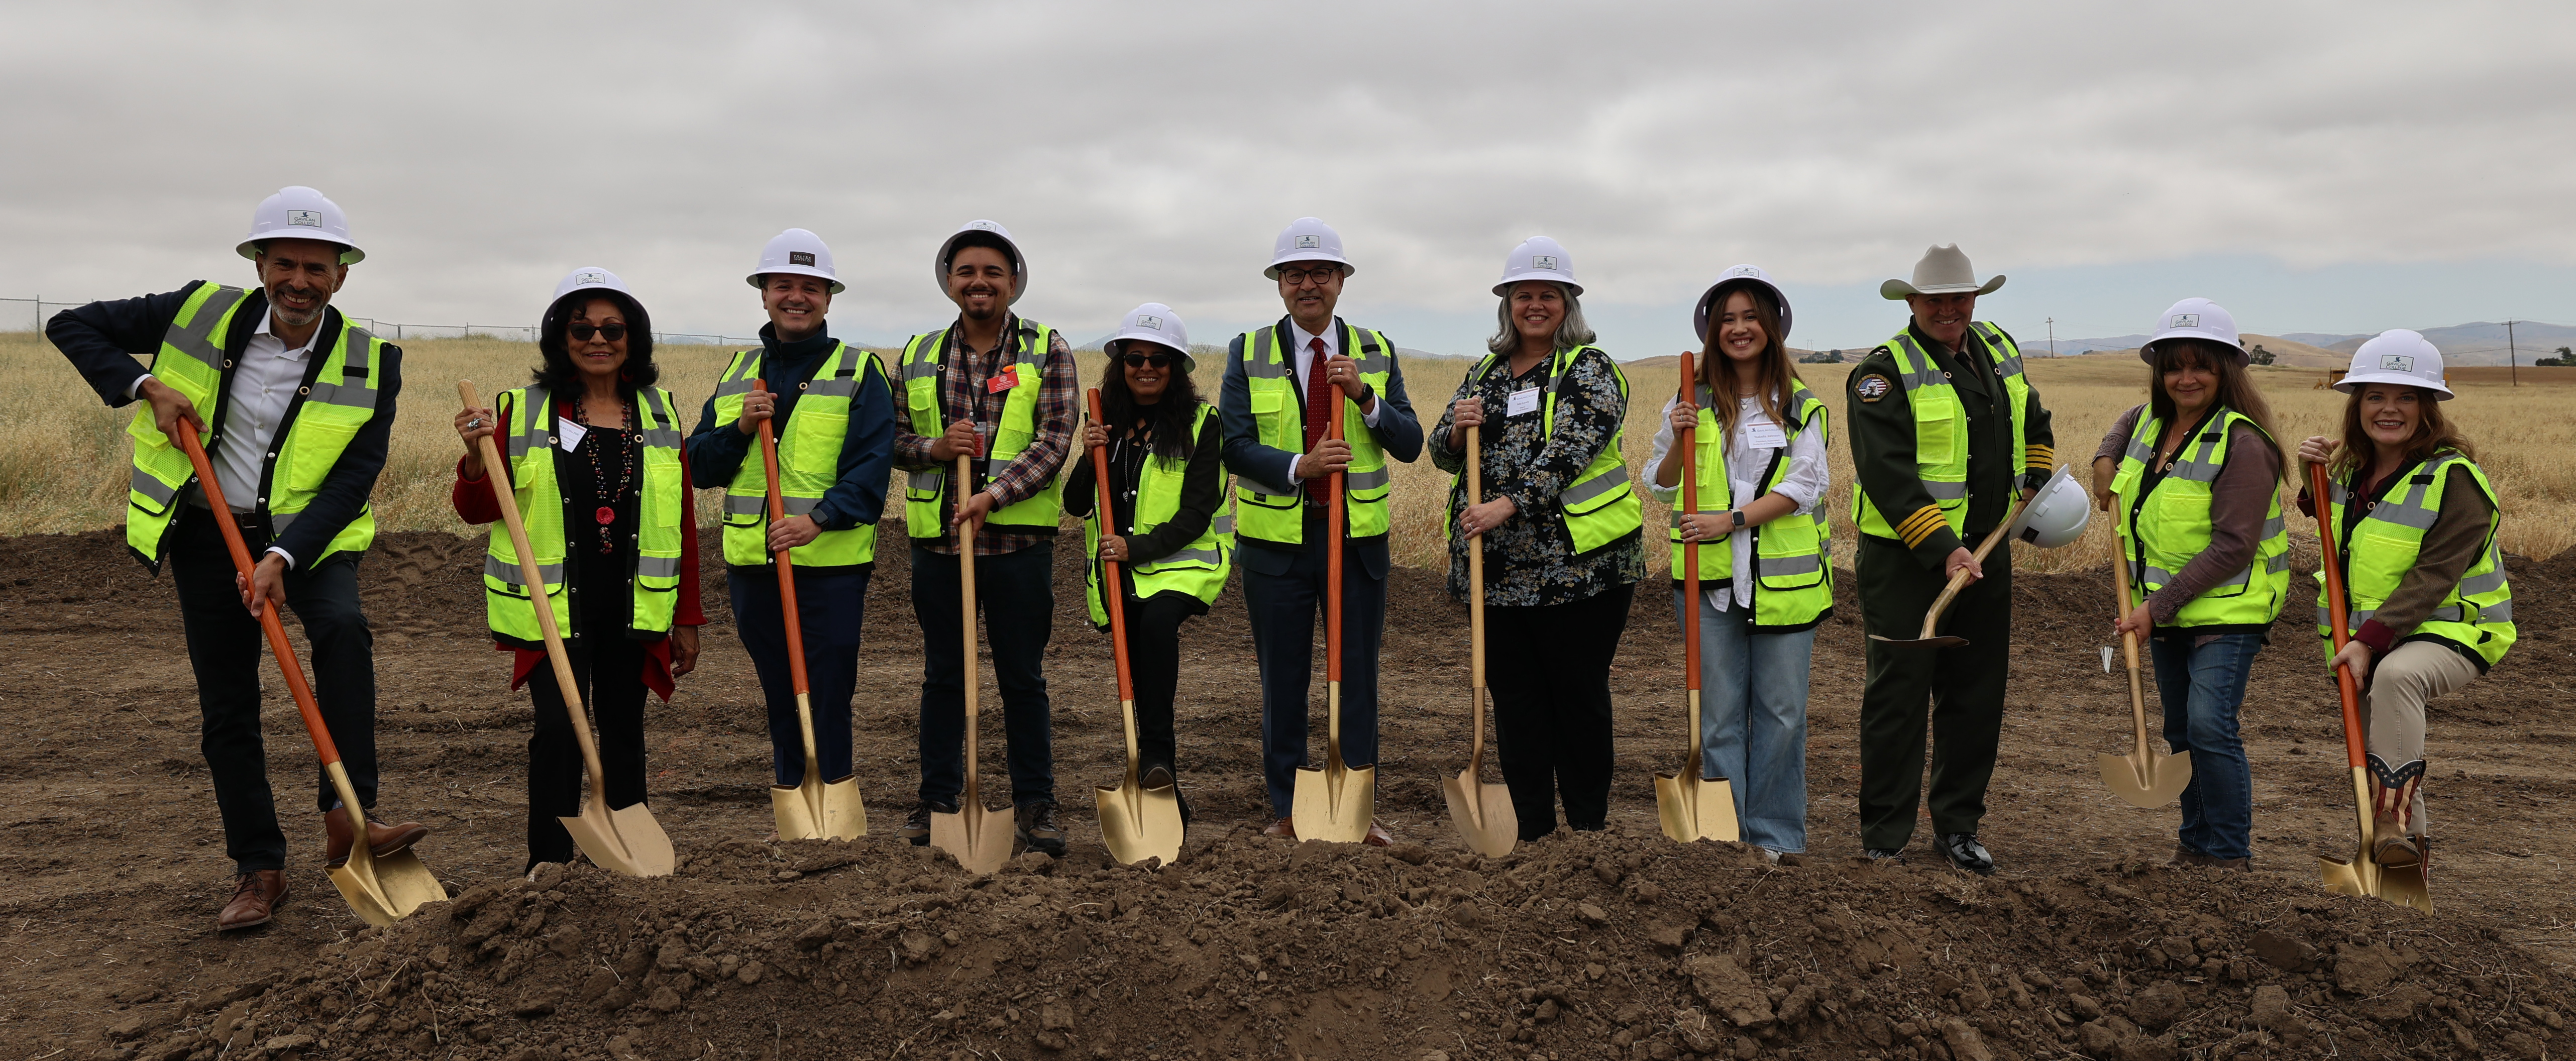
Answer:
[{"left": 1645, "top": 267, "right": 1834, "bottom": 859}]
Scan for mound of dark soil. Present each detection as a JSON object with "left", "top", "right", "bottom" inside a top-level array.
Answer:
[{"left": 123, "top": 827, "right": 2565, "bottom": 1061}]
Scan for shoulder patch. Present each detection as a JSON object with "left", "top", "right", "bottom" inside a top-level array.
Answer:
[{"left": 1854, "top": 374, "right": 1893, "bottom": 403}]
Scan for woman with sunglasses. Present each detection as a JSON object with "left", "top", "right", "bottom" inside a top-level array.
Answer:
[
  {"left": 452, "top": 268, "right": 704, "bottom": 874},
  {"left": 1061, "top": 303, "right": 1230, "bottom": 824}
]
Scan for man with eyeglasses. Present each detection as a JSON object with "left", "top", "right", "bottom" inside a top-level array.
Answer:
[
  {"left": 1220, "top": 217, "right": 1426, "bottom": 844},
  {"left": 893, "top": 220, "right": 1080, "bottom": 858}
]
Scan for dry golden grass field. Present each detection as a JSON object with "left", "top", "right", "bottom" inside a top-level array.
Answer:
[{"left": 6, "top": 330, "right": 2571, "bottom": 572}]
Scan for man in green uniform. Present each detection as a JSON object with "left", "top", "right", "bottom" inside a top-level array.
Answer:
[{"left": 1846, "top": 244, "right": 2055, "bottom": 875}]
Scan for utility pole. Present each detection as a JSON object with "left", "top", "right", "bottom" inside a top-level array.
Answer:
[
  {"left": 2508, "top": 319, "right": 2518, "bottom": 387},
  {"left": 2046, "top": 316, "right": 2056, "bottom": 357}
]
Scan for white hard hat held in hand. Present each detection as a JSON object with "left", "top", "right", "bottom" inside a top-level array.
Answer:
[
  {"left": 2141, "top": 297, "right": 2244, "bottom": 366},
  {"left": 1266, "top": 217, "right": 1352, "bottom": 279},
  {"left": 747, "top": 229, "right": 845, "bottom": 293},
  {"left": 1493, "top": 236, "right": 1581, "bottom": 296},
  {"left": 2338, "top": 330, "right": 2452, "bottom": 399},
  {"left": 1108, "top": 302, "right": 1193, "bottom": 370},
  {"left": 2008, "top": 465, "right": 2092, "bottom": 549},
  {"left": 935, "top": 220, "right": 1028, "bottom": 304},
  {"left": 1693, "top": 264, "right": 1793, "bottom": 344},
  {"left": 237, "top": 186, "right": 363, "bottom": 264}
]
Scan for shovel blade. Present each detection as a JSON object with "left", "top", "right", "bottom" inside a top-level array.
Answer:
[
  {"left": 326, "top": 844, "right": 446, "bottom": 927},
  {"left": 2097, "top": 750, "right": 2194, "bottom": 809},
  {"left": 929, "top": 803, "right": 1013, "bottom": 875},
  {"left": 1095, "top": 781, "right": 1185, "bottom": 867},
  {"left": 560, "top": 801, "right": 676, "bottom": 877},
  {"left": 1867, "top": 633, "right": 1968, "bottom": 650},
  {"left": 1441, "top": 772, "right": 1518, "bottom": 858},
  {"left": 2316, "top": 855, "right": 2432, "bottom": 913},
  {"left": 1653, "top": 772, "right": 1743, "bottom": 844},
  {"left": 771, "top": 776, "right": 869, "bottom": 842},
  {"left": 1291, "top": 765, "right": 1375, "bottom": 843},
  {"left": 2377, "top": 865, "right": 2433, "bottom": 914}
]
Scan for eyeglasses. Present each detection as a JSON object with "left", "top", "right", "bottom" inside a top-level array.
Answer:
[
  {"left": 1120, "top": 353, "right": 1175, "bottom": 368},
  {"left": 1276, "top": 266, "right": 1342, "bottom": 286},
  {"left": 569, "top": 323, "right": 627, "bottom": 342}
]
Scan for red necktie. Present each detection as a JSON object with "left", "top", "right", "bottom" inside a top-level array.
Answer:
[{"left": 1302, "top": 337, "right": 1337, "bottom": 510}]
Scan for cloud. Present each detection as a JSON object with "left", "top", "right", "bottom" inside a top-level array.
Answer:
[{"left": 5, "top": 2, "right": 2572, "bottom": 354}]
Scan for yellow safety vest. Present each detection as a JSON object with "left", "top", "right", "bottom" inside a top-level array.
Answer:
[
  {"left": 125, "top": 283, "right": 383, "bottom": 572},
  {"left": 709, "top": 343, "right": 884, "bottom": 568},
  {"left": 480, "top": 386, "right": 687, "bottom": 644},
  {"left": 1454, "top": 345, "right": 1643, "bottom": 554},
  {"left": 2318, "top": 452, "right": 2516, "bottom": 670},
  {"left": 2109, "top": 405, "right": 2289, "bottom": 629},
  {"left": 1081, "top": 402, "right": 1236, "bottom": 626},
  {"left": 1668, "top": 382, "right": 1835, "bottom": 629},
  {"left": 1230, "top": 321, "right": 1396, "bottom": 547},
  {"left": 1850, "top": 322, "right": 2033, "bottom": 543},
  {"left": 897, "top": 320, "right": 1063, "bottom": 536}
]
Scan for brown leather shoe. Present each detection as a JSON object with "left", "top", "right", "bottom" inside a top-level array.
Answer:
[
  {"left": 218, "top": 871, "right": 288, "bottom": 931},
  {"left": 1363, "top": 821, "right": 1393, "bottom": 847},
  {"left": 1262, "top": 817, "right": 1297, "bottom": 839},
  {"left": 325, "top": 805, "right": 429, "bottom": 869}
]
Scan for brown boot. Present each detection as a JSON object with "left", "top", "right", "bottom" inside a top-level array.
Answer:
[
  {"left": 2372, "top": 811, "right": 2421, "bottom": 868},
  {"left": 1262, "top": 817, "right": 1297, "bottom": 839},
  {"left": 325, "top": 805, "right": 429, "bottom": 869},
  {"left": 217, "top": 870, "right": 289, "bottom": 931}
]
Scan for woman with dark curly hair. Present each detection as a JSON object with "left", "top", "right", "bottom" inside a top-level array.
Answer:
[{"left": 452, "top": 267, "right": 704, "bottom": 874}]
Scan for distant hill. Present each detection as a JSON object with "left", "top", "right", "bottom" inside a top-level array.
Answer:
[{"left": 2050, "top": 321, "right": 2575, "bottom": 367}]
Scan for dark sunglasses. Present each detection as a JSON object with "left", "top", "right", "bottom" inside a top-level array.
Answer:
[
  {"left": 570, "top": 322, "right": 627, "bottom": 342},
  {"left": 1120, "top": 353, "right": 1175, "bottom": 368}
]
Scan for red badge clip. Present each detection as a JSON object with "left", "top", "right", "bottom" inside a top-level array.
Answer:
[{"left": 986, "top": 366, "right": 1018, "bottom": 394}]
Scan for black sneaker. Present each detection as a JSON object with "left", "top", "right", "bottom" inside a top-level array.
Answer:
[
  {"left": 1016, "top": 800, "right": 1067, "bottom": 858},
  {"left": 899, "top": 801, "right": 952, "bottom": 847},
  {"left": 1863, "top": 847, "right": 1906, "bottom": 863},
  {"left": 1140, "top": 766, "right": 1193, "bottom": 826},
  {"left": 1938, "top": 832, "right": 1994, "bottom": 876}
]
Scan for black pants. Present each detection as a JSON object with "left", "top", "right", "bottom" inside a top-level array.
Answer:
[
  {"left": 913, "top": 543, "right": 1055, "bottom": 808},
  {"left": 1241, "top": 513, "right": 1388, "bottom": 818},
  {"left": 1856, "top": 533, "right": 2013, "bottom": 851},
  {"left": 1117, "top": 592, "right": 1201, "bottom": 775},
  {"left": 167, "top": 506, "right": 379, "bottom": 875},
  {"left": 525, "top": 629, "right": 650, "bottom": 869},
  {"left": 1486, "top": 582, "right": 1634, "bottom": 840},
  {"left": 731, "top": 565, "right": 869, "bottom": 786}
]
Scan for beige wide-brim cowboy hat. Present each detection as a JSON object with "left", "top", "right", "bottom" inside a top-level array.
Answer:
[{"left": 1880, "top": 244, "right": 2005, "bottom": 300}]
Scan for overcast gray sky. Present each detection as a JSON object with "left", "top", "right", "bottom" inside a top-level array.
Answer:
[{"left": 9, "top": 2, "right": 2574, "bottom": 356}]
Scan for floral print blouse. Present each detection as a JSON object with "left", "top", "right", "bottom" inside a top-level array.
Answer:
[{"left": 1429, "top": 347, "right": 1646, "bottom": 608}]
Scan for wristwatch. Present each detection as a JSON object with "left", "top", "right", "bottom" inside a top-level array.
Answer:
[{"left": 1729, "top": 509, "right": 1747, "bottom": 529}]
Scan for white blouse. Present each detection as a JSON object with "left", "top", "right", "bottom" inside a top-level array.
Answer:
[{"left": 1644, "top": 390, "right": 1830, "bottom": 610}]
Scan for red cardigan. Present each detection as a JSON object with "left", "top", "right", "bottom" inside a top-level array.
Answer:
[{"left": 451, "top": 410, "right": 706, "bottom": 701}]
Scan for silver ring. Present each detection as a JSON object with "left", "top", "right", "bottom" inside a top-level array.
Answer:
[{"left": 466, "top": 417, "right": 482, "bottom": 429}]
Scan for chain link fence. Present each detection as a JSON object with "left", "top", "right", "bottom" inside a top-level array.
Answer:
[{"left": 0, "top": 296, "right": 757, "bottom": 347}]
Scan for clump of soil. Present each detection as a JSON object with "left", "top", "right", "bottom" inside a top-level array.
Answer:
[{"left": 125, "top": 828, "right": 2565, "bottom": 1061}]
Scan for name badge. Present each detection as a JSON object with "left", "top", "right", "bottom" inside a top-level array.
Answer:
[
  {"left": 1506, "top": 387, "right": 1541, "bottom": 418},
  {"left": 987, "top": 365, "right": 1019, "bottom": 394},
  {"left": 1744, "top": 418, "right": 1786, "bottom": 449},
  {"left": 557, "top": 420, "right": 588, "bottom": 452}
]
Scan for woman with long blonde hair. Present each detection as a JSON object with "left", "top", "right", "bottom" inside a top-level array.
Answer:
[{"left": 1644, "top": 265, "right": 1832, "bottom": 860}]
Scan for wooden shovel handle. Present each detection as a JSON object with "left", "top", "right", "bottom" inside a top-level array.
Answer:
[
  {"left": 1085, "top": 389, "right": 1135, "bottom": 702},
  {"left": 755, "top": 380, "right": 811, "bottom": 698},
  {"left": 1677, "top": 352, "right": 1699, "bottom": 693},
  {"left": 2309, "top": 461, "right": 2369, "bottom": 770},
  {"left": 173, "top": 420, "right": 343, "bottom": 768},
  {"left": 1326, "top": 388, "right": 1344, "bottom": 684},
  {"left": 1914, "top": 491, "right": 2025, "bottom": 639}
]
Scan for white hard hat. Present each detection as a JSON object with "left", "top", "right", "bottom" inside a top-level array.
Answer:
[
  {"left": 237, "top": 186, "right": 363, "bottom": 264},
  {"left": 1107, "top": 302, "right": 1191, "bottom": 365},
  {"left": 2337, "top": 330, "right": 2452, "bottom": 399},
  {"left": 1492, "top": 236, "right": 1582, "bottom": 296},
  {"left": 2141, "top": 297, "right": 2244, "bottom": 366},
  {"left": 746, "top": 229, "right": 845, "bottom": 294},
  {"left": 1265, "top": 217, "right": 1354, "bottom": 279},
  {"left": 1693, "top": 264, "right": 1794, "bottom": 344},
  {"left": 2005, "top": 465, "right": 2092, "bottom": 549},
  {"left": 934, "top": 220, "right": 1028, "bottom": 304},
  {"left": 553, "top": 266, "right": 633, "bottom": 304}
]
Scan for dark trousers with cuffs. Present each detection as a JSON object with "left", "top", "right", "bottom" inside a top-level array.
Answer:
[
  {"left": 730, "top": 566, "right": 869, "bottom": 787},
  {"left": 1487, "top": 581, "right": 1634, "bottom": 840},
  {"left": 1856, "top": 532, "right": 2012, "bottom": 852},
  {"left": 913, "top": 543, "right": 1056, "bottom": 809},
  {"left": 1242, "top": 510, "right": 1386, "bottom": 819},
  {"left": 525, "top": 631, "right": 650, "bottom": 869},
  {"left": 168, "top": 506, "right": 379, "bottom": 875}
]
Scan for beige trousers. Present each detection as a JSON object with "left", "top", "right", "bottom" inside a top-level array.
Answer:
[{"left": 2357, "top": 640, "right": 2480, "bottom": 834}]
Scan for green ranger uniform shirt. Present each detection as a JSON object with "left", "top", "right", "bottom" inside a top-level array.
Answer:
[{"left": 1846, "top": 320, "right": 2056, "bottom": 568}]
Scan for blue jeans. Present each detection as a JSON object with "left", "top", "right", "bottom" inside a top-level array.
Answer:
[
  {"left": 1676, "top": 589, "right": 1816, "bottom": 853},
  {"left": 2149, "top": 631, "right": 2262, "bottom": 861}
]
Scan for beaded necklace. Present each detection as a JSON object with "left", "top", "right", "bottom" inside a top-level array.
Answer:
[{"left": 568, "top": 394, "right": 636, "bottom": 554}]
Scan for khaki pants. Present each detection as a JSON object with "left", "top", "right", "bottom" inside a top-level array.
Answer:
[{"left": 2358, "top": 641, "right": 2481, "bottom": 834}]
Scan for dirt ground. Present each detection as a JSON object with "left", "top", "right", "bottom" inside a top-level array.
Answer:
[{"left": 3, "top": 524, "right": 2572, "bottom": 1060}]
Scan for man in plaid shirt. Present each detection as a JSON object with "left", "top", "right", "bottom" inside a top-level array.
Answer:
[{"left": 893, "top": 221, "right": 1080, "bottom": 856}]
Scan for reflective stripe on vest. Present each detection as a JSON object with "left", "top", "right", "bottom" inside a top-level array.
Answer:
[
  {"left": 124, "top": 284, "right": 381, "bottom": 572},
  {"left": 2109, "top": 405, "right": 2290, "bottom": 628},
  {"left": 2316, "top": 453, "right": 2516, "bottom": 668},
  {"left": 712, "top": 344, "right": 882, "bottom": 568},
  {"left": 898, "top": 321, "right": 1063, "bottom": 535},
  {"left": 1453, "top": 345, "right": 1643, "bottom": 555},
  {"left": 481, "top": 386, "right": 687, "bottom": 643},
  {"left": 1230, "top": 322, "right": 1396, "bottom": 545},
  {"left": 1849, "top": 322, "right": 2031, "bottom": 542},
  {"left": 1083, "top": 403, "right": 1235, "bottom": 626},
  {"left": 1668, "top": 381, "right": 1836, "bottom": 629}
]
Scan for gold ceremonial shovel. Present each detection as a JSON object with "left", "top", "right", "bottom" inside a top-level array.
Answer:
[
  {"left": 930, "top": 452, "right": 1016, "bottom": 874},
  {"left": 1441, "top": 422, "right": 1518, "bottom": 857},
  {"left": 2308, "top": 463, "right": 2430, "bottom": 912},
  {"left": 1083, "top": 389, "right": 1186, "bottom": 866},
  {"left": 1292, "top": 391, "right": 1375, "bottom": 842},
  {"left": 752, "top": 379, "right": 867, "bottom": 841},
  {"left": 2098, "top": 548, "right": 2191, "bottom": 808},
  {"left": 1653, "top": 352, "right": 1739, "bottom": 844},
  {"left": 1866, "top": 492, "right": 2023, "bottom": 650}
]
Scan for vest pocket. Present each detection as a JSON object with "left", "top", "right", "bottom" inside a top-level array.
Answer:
[
  {"left": 1913, "top": 403, "right": 1959, "bottom": 469},
  {"left": 1756, "top": 520, "right": 1827, "bottom": 589},
  {"left": 280, "top": 418, "right": 361, "bottom": 495}
]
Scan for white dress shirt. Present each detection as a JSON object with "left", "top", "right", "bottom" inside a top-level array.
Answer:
[
  {"left": 134, "top": 307, "right": 317, "bottom": 567},
  {"left": 1645, "top": 390, "right": 1830, "bottom": 610},
  {"left": 1278, "top": 319, "right": 1385, "bottom": 491}
]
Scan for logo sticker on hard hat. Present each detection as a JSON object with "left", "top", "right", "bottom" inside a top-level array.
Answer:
[
  {"left": 1137, "top": 315, "right": 1163, "bottom": 331},
  {"left": 789, "top": 252, "right": 815, "bottom": 267},
  {"left": 286, "top": 209, "right": 322, "bottom": 228},
  {"left": 2382, "top": 355, "right": 2415, "bottom": 373},
  {"left": 971, "top": 221, "right": 999, "bottom": 232},
  {"left": 1295, "top": 235, "right": 1322, "bottom": 250},
  {"left": 2171, "top": 313, "right": 2200, "bottom": 329},
  {"left": 575, "top": 272, "right": 607, "bottom": 286},
  {"left": 1730, "top": 266, "right": 1758, "bottom": 277},
  {"left": 1531, "top": 255, "right": 1559, "bottom": 271}
]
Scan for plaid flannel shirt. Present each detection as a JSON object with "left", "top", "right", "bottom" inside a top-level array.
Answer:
[{"left": 893, "top": 314, "right": 1078, "bottom": 556}]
